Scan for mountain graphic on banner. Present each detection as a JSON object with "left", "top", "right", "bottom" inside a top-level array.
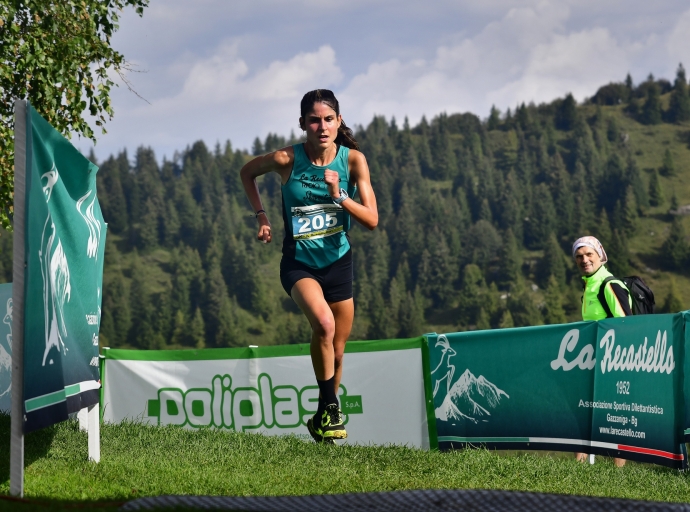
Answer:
[{"left": 436, "top": 369, "right": 509, "bottom": 423}]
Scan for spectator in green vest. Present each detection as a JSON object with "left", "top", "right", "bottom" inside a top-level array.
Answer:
[{"left": 572, "top": 235, "right": 631, "bottom": 467}]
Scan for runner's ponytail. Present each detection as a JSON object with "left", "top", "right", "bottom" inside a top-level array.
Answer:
[{"left": 336, "top": 120, "right": 359, "bottom": 150}]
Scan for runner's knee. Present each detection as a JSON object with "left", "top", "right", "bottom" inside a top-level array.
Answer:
[{"left": 311, "top": 313, "right": 335, "bottom": 341}]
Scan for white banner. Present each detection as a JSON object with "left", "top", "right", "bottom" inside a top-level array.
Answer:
[{"left": 102, "top": 339, "right": 432, "bottom": 448}]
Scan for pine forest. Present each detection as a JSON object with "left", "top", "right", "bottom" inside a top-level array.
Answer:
[{"left": 2, "top": 67, "right": 690, "bottom": 351}]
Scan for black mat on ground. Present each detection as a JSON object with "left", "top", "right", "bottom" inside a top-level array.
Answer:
[{"left": 120, "top": 489, "right": 690, "bottom": 511}]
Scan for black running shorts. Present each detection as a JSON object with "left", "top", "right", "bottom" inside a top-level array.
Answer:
[{"left": 280, "top": 249, "right": 353, "bottom": 303}]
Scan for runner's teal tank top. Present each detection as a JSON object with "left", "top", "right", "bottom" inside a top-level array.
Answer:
[{"left": 281, "top": 144, "right": 356, "bottom": 269}]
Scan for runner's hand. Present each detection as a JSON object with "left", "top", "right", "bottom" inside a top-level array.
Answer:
[
  {"left": 324, "top": 169, "right": 340, "bottom": 198},
  {"left": 257, "top": 219, "right": 272, "bottom": 244}
]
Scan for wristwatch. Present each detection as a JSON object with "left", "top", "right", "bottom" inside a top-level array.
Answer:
[{"left": 333, "top": 188, "right": 349, "bottom": 205}]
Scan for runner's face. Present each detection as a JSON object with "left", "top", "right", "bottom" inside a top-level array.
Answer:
[
  {"left": 301, "top": 102, "right": 341, "bottom": 150},
  {"left": 574, "top": 246, "right": 602, "bottom": 276}
]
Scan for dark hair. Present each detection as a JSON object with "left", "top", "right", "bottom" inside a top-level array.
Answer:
[{"left": 300, "top": 89, "right": 359, "bottom": 150}]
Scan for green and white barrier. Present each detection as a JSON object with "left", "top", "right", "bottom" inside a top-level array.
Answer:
[
  {"left": 84, "top": 311, "right": 690, "bottom": 468},
  {"left": 430, "top": 313, "right": 687, "bottom": 468},
  {"left": 101, "top": 337, "right": 434, "bottom": 448}
]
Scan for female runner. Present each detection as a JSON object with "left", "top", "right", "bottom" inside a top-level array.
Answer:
[{"left": 240, "top": 89, "right": 378, "bottom": 442}]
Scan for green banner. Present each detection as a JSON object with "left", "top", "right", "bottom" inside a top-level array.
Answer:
[
  {"left": 0, "top": 283, "right": 12, "bottom": 413},
  {"left": 22, "top": 104, "right": 106, "bottom": 432},
  {"left": 429, "top": 313, "right": 686, "bottom": 468}
]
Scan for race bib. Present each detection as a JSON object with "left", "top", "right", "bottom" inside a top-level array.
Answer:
[{"left": 291, "top": 204, "right": 344, "bottom": 240}]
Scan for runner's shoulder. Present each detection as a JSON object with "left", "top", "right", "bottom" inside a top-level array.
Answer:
[
  {"left": 271, "top": 145, "right": 294, "bottom": 168},
  {"left": 347, "top": 148, "right": 367, "bottom": 168}
]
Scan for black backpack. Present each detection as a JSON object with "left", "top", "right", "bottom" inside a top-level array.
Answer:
[{"left": 597, "top": 275, "right": 655, "bottom": 317}]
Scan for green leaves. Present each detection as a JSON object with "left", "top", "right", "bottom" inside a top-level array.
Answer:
[{"left": 0, "top": 0, "right": 148, "bottom": 230}]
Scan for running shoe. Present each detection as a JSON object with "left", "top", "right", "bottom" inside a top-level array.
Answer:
[
  {"left": 310, "top": 403, "right": 347, "bottom": 440},
  {"left": 307, "top": 416, "right": 334, "bottom": 444}
]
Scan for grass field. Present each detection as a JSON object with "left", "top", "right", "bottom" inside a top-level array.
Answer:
[{"left": 1, "top": 414, "right": 690, "bottom": 511}]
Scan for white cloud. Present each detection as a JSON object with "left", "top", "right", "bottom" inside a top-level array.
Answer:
[
  {"left": 339, "top": 4, "right": 625, "bottom": 127},
  {"left": 84, "top": 1, "right": 690, "bottom": 162},
  {"left": 490, "top": 27, "right": 629, "bottom": 107},
  {"left": 91, "top": 45, "right": 343, "bottom": 160},
  {"left": 667, "top": 9, "right": 690, "bottom": 75}
]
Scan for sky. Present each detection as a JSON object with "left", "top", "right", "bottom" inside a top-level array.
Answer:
[{"left": 80, "top": 0, "right": 690, "bottom": 164}]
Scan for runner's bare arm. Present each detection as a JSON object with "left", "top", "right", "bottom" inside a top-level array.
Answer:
[
  {"left": 335, "top": 150, "right": 378, "bottom": 230},
  {"left": 240, "top": 147, "right": 294, "bottom": 243}
]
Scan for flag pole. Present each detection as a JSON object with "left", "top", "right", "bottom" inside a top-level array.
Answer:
[{"left": 10, "top": 99, "right": 27, "bottom": 497}]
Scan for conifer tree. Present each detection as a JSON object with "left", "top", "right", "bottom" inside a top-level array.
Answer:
[
  {"left": 599, "top": 154, "right": 626, "bottom": 213},
  {"left": 641, "top": 81, "right": 662, "bottom": 125},
  {"left": 252, "top": 137, "right": 263, "bottom": 156},
  {"left": 103, "top": 268, "right": 130, "bottom": 347},
  {"left": 204, "top": 258, "right": 230, "bottom": 346},
  {"left": 99, "top": 166, "right": 129, "bottom": 234},
  {"left": 542, "top": 275, "right": 567, "bottom": 324},
  {"left": 367, "top": 288, "right": 393, "bottom": 340},
  {"left": 669, "top": 63, "right": 690, "bottom": 123},
  {"left": 154, "top": 290, "right": 173, "bottom": 347},
  {"left": 549, "top": 155, "right": 574, "bottom": 236},
  {"left": 458, "top": 264, "right": 486, "bottom": 324},
  {"left": 571, "top": 116, "right": 599, "bottom": 173},
  {"left": 661, "top": 217, "right": 688, "bottom": 270},
  {"left": 366, "top": 229, "right": 391, "bottom": 291},
  {"left": 189, "top": 307, "right": 207, "bottom": 349},
  {"left": 170, "top": 310, "right": 187, "bottom": 347},
  {"left": 626, "top": 156, "right": 649, "bottom": 213},
  {"left": 556, "top": 93, "right": 577, "bottom": 130},
  {"left": 399, "top": 290, "right": 426, "bottom": 337},
  {"left": 175, "top": 175, "right": 203, "bottom": 247},
  {"left": 648, "top": 169, "right": 665, "bottom": 207},
  {"left": 661, "top": 280, "right": 684, "bottom": 313},
  {"left": 482, "top": 282, "right": 501, "bottom": 323},
  {"left": 416, "top": 116, "right": 434, "bottom": 177},
  {"left": 215, "top": 296, "right": 241, "bottom": 347},
  {"left": 427, "top": 232, "right": 458, "bottom": 307},
  {"left": 660, "top": 149, "right": 676, "bottom": 177},
  {"left": 606, "top": 117, "right": 620, "bottom": 143},
  {"left": 479, "top": 198, "right": 493, "bottom": 223},
  {"left": 387, "top": 277, "right": 404, "bottom": 331},
  {"left": 430, "top": 122, "right": 457, "bottom": 180},
  {"left": 621, "top": 186, "right": 638, "bottom": 237},
  {"left": 625, "top": 73, "right": 634, "bottom": 94},
  {"left": 497, "top": 229, "right": 522, "bottom": 289},
  {"left": 162, "top": 201, "right": 181, "bottom": 247},
  {"left": 524, "top": 184, "right": 557, "bottom": 250},
  {"left": 607, "top": 230, "right": 631, "bottom": 276},
  {"left": 537, "top": 234, "right": 566, "bottom": 288},
  {"left": 507, "top": 283, "right": 543, "bottom": 327},
  {"left": 498, "top": 309, "right": 514, "bottom": 329},
  {"left": 128, "top": 251, "right": 155, "bottom": 348},
  {"left": 488, "top": 106, "right": 501, "bottom": 130},
  {"left": 476, "top": 308, "right": 491, "bottom": 330},
  {"left": 138, "top": 198, "right": 161, "bottom": 250},
  {"left": 466, "top": 220, "right": 502, "bottom": 271}
]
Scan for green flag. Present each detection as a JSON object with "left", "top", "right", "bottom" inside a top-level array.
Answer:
[{"left": 22, "top": 104, "right": 106, "bottom": 432}]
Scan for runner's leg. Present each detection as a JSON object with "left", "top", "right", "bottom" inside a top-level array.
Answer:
[
  {"left": 292, "top": 278, "right": 348, "bottom": 440},
  {"left": 291, "top": 278, "right": 336, "bottom": 381},
  {"left": 329, "top": 298, "right": 354, "bottom": 396}
]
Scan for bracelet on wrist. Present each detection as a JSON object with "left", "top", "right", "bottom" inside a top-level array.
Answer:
[
  {"left": 255, "top": 209, "right": 266, "bottom": 218},
  {"left": 332, "top": 188, "right": 349, "bottom": 205}
]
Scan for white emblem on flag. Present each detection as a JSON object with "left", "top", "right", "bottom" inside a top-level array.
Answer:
[{"left": 40, "top": 165, "right": 72, "bottom": 366}]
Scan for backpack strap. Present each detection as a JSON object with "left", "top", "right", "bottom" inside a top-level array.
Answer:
[{"left": 597, "top": 276, "right": 615, "bottom": 319}]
